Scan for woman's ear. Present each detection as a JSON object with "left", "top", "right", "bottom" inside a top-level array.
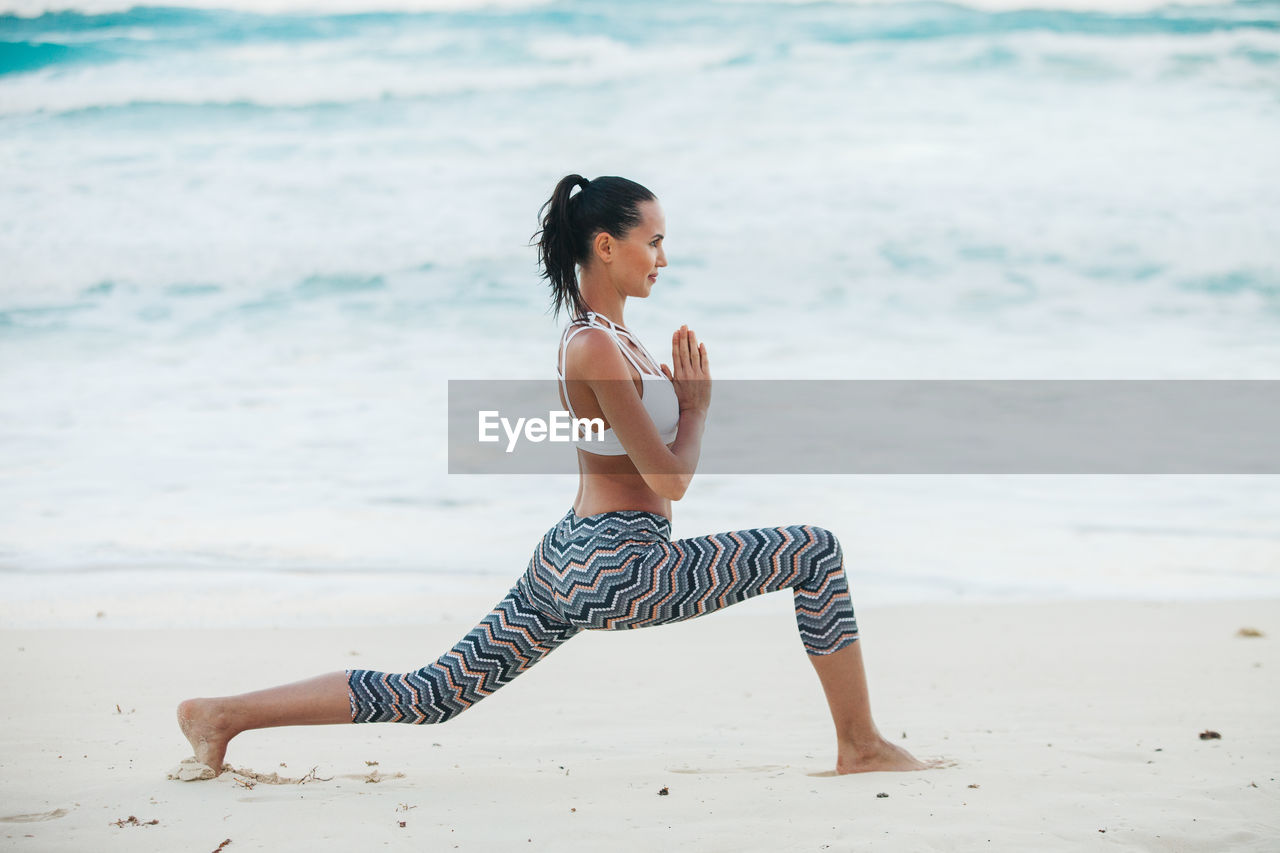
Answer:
[{"left": 592, "top": 231, "right": 613, "bottom": 264}]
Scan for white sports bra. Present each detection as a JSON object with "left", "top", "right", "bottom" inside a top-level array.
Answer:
[{"left": 557, "top": 311, "right": 680, "bottom": 456}]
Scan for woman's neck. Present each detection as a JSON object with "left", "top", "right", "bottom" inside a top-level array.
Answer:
[{"left": 578, "top": 274, "right": 626, "bottom": 328}]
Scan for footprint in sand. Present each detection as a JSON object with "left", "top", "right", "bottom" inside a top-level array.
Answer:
[
  {"left": 0, "top": 808, "right": 69, "bottom": 823},
  {"left": 804, "top": 757, "right": 958, "bottom": 776},
  {"left": 669, "top": 764, "right": 788, "bottom": 775},
  {"left": 167, "top": 756, "right": 219, "bottom": 781},
  {"left": 167, "top": 758, "right": 406, "bottom": 785}
]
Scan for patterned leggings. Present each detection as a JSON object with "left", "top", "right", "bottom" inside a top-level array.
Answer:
[{"left": 347, "top": 509, "right": 859, "bottom": 724}]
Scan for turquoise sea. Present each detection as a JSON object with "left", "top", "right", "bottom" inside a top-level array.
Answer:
[{"left": 2, "top": 0, "right": 1278, "bottom": 620}]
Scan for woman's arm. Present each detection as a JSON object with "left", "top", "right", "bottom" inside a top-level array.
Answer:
[{"left": 566, "top": 326, "right": 711, "bottom": 500}]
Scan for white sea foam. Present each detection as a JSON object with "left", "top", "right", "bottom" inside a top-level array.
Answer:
[
  {"left": 1, "top": 0, "right": 551, "bottom": 17},
  {"left": 1, "top": 0, "right": 1277, "bottom": 609},
  {"left": 0, "top": 0, "right": 1242, "bottom": 17}
]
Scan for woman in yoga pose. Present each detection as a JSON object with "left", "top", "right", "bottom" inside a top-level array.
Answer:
[{"left": 177, "top": 174, "right": 935, "bottom": 775}]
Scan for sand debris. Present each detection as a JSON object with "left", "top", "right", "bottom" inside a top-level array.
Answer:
[
  {"left": 299, "top": 766, "right": 334, "bottom": 784},
  {"left": 170, "top": 761, "right": 340, "bottom": 785},
  {"left": 167, "top": 757, "right": 218, "bottom": 782},
  {"left": 110, "top": 815, "right": 158, "bottom": 828},
  {"left": 224, "top": 765, "right": 334, "bottom": 785},
  {"left": 170, "top": 758, "right": 399, "bottom": 787},
  {"left": 1199, "top": 730, "right": 1222, "bottom": 740}
]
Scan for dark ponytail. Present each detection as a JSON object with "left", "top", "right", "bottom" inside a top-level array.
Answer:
[{"left": 534, "top": 174, "right": 656, "bottom": 319}]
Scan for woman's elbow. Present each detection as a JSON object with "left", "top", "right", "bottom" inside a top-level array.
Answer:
[
  {"left": 647, "top": 472, "right": 692, "bottom": 501},
  {"left": 669, "top": 472, "right": 695, "bottom": 501}
]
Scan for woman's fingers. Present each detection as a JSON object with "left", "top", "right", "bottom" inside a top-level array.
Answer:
[
  {"left": 673, "top": 326, "right": 690, "bottom": 376},
  {"left": 666, "top": 327, "right": 711, "bottom": 413},
  {"left": 669, "top": 326, "right": 710, "bottom": 380},
  {"left": 671, "top": 327, "right": 711, "bottom": 378}
]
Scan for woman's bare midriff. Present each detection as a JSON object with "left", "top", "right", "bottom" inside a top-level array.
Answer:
[{"left": 571, "top": 450, "right": 673, "bottom": 521}]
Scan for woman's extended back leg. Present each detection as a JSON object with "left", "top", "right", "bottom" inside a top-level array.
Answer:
[
  {"left": 348, "top": 581, "right": 582, "bottom": 724},
  {"left": 176, "top": 581, "right": 582, "bottom": 776}
]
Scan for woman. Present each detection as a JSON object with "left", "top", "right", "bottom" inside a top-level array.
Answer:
[{"left": 177, "top": 174, "right": 936, "bottom": 776}]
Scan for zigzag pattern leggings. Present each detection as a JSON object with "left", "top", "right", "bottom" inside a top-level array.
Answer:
[{"left": 347, "top": 509, "right": 859, "bottom": 724}]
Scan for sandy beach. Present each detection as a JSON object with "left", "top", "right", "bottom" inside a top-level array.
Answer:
[{"left": 2, "top": 596, "right": 1276, "bottom": 851}]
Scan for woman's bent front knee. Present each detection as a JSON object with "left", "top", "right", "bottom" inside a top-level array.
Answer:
[{"left": 806, "top": 525, "right": 843, "bottom": 565}]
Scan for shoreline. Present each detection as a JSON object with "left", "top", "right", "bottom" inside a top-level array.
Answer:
[
  {"left": 2, "top": 598, "right": 1277, "bottom": 850},
  {"left": 6, "top": 563, "right": 1279, "bottom": 629}
]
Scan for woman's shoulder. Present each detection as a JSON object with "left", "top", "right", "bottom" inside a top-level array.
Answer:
[{"left": 561, "top": 324, "right": 630, "bottom": 381}]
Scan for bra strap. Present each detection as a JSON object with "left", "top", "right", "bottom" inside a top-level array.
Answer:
[
  {"left": 557, "top": 322, "right": 593, "bottom": 420},
  {"left": 583, "top": 311, "right": 662, "bottom": 376},
  {"left": 558, "top": 313, "right": 665, "bottom": 421}
]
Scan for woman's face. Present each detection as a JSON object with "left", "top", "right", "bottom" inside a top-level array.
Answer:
[{"left": 611, "top": 199, "right": 667, "bottom": 299}]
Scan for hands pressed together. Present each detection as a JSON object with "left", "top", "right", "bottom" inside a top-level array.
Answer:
[{"left": 661, "top": 325, "right": 711, "bottom": 415}]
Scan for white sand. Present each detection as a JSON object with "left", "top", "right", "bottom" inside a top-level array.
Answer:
[{"left": 1, "top": 598, "right": 1278, "bottom": 851}]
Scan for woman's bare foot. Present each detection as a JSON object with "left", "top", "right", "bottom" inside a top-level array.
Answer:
[
  {"left": 176, "top": 698, "right": 237, "bottom": 776},
  {"left": 836, "top": 737, "right": 949, "bottom": 774}
]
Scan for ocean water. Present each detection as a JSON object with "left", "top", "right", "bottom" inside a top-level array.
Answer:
[{"left": 2, "top": 0, "right": 1279, "bottom": 621}]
